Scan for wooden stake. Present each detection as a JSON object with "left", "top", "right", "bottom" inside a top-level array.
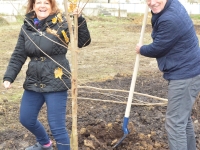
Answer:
[
  {"left": 63, "top": 1, "right": 78, "bottom": 149},
  {"left": 71, "top": 13, "right": 78, "bottom": 150}
]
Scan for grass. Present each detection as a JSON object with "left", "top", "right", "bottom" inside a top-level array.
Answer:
[
  {"left": 190, "top": 14, "right": 200, "bottom": 20},
  {"left": 0, "top": 17, "right": 9, "bottom": 26},
  {"left": 0, "top": 13, "right": 199, "bottom": 102},
  {"left": 190, "top": 14, "right": 200, "bottom": 25}
]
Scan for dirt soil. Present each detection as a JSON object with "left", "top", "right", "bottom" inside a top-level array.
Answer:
[
  {"left": 1, "top": 72, "right": 200, "bottom": 150},
  {"left": 1, "top": 15, "right": 200, "bottom": 150}
]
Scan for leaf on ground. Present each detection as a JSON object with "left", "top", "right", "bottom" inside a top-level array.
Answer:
[{"left": 84, "top": 140, "right": 95, "bottom": 149}]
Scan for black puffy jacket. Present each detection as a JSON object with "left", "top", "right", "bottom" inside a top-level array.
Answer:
[{"left": 3, "top": 11, "right": 91, "bottom": 92}]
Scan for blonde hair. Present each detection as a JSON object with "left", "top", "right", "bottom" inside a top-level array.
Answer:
[{"left": 26, "top": 0, "right": 60, "bottom": 15}]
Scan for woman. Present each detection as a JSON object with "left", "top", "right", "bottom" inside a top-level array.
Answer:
[{"left": 3, "top": 0, "right": 91, "bottom": 149}]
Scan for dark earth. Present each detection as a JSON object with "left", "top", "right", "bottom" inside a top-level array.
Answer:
[{"left": 1, "top": 70, "right": 200, "bottom": 150}]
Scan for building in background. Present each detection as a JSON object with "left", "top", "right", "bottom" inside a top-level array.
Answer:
[{"left": 1, "top": 0, "right": 200, "bottom": 21}]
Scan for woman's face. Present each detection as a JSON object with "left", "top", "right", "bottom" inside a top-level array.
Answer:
[
  {"left": 147, "top": 0, "right": 167, "bottom": 14},
  {"left": 33, "top": 0, "right": 52, "bottom": 20}
]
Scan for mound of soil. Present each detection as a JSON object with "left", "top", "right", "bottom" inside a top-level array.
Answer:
[{"left": 1, "top": 71, "right": 200, "bottom": 150}]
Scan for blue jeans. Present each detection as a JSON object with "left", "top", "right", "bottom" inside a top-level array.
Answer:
[
  {"left": 20, "top": 90, "right": 70, "bottom": 150},
  {"left": 166, "top": 74, "right": 200, "bottom": 150}
]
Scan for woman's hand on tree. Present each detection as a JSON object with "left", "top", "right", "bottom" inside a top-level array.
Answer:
[{"left": 73, "top": 7, "right": 82, "bottom": 17}]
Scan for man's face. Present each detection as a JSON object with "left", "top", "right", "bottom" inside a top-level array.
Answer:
[{"left": 147, "top": 0, "right": 167, "bottom": 14}]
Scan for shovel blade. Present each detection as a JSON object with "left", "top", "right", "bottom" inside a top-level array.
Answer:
[{"left": 112, "top": 133, "right": 128, "bottom": 149}]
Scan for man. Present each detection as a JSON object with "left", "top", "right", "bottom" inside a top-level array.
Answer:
[{"left": 135, "top": 0, "right": 200, "bottom": 149}]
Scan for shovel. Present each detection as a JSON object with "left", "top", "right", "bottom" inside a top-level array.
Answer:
[{"left": 112, "top": 5, "right": 149, "bottom": 149}]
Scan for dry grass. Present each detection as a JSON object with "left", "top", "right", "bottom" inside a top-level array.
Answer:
[{"left": 1, "top": 14, "right": 200, "bottom": 102}]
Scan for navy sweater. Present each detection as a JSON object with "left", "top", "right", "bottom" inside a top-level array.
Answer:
[{"left": 140, "top": 0, "right": 200, "bottom": 80}]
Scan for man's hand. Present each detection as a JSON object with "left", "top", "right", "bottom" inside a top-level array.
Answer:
[{"left": 135, "top": 43, "right": 142, "bottom": 54}]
